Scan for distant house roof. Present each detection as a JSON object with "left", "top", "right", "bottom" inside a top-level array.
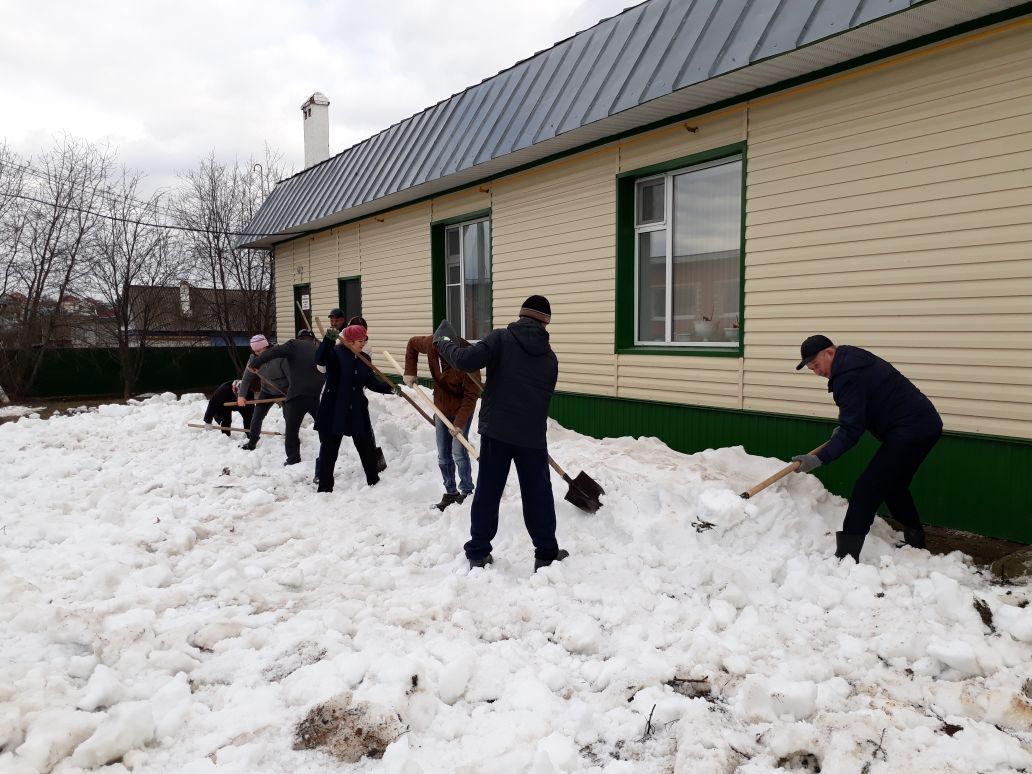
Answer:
[
  {"left": 240, "top": 0, "right": 1028, "bottom": 248},
  {"left": 128, "top": 284, "right": 253, "bottom": 337}
]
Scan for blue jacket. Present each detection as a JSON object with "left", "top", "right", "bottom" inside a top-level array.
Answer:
[
  {"left": 313, "top": 339, "right": 393, "bottom": 437},
  {"left": 818, "top": 345, "right": 942, "bottom": 464},
  {"left": 436, "top": 318, "right": 558, "bottom": 449}
]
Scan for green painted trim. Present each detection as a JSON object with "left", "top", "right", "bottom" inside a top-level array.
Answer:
[
  {"left": 431, "top": 208, "right": 491, "bottom": 228},
  {"left": 547, "top": 390, "right": 1032, "bottom": 544},
  {"left": 260, "top": 6, "right": 1032, "bottom": 251},
  {"left": 616, "top": 142, "right": 746, "bottom": 179},
  {"left": 430, "top": 209, "right": 493, "bottom": 330},
  {"left": 615, "top": 145, "right": 746, "bottom": 357}
]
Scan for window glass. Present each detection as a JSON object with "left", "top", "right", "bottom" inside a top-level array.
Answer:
[
  {"left": 636, "top": 178, "right": 664, "bottom": 225},
  {"left": 444, "top": 218, "right": 491, "bottom": 339},
  {"left": 634, "top": 156, "right": 741, "bottom": 346}
]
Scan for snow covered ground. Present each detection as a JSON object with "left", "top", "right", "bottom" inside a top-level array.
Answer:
[{"left": 1, "top": 392, "right": 1030, "bottom": 773}]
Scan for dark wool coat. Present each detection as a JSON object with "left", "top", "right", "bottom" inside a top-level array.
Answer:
[
  {"left": 818, "top": 345, "right": 943, "bottom": 464},
  {"left": 313, "top": 339, "right": 393, "bottom": 437},
  {"left": 251, "top": 337, "right": 324, "bottom": 401},
  {"left": 436, "top": 318, "right": 558, "bottom": 449},
  {"left": 203, "top": 380, "right": 254, "bottom": 427}
]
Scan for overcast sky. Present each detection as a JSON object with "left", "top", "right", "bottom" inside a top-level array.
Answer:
[{"left": 0, "top": 0, "right": 638, "bottom": 194}]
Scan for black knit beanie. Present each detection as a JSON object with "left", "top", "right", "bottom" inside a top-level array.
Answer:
[{"left": 519, "top": 295, "right": 551, "bottom": 324}]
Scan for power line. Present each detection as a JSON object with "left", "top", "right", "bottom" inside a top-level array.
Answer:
[{"left": 2, "top": 190, "right": 305, "bottom": 240}]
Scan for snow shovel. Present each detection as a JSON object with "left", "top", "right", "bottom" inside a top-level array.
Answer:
[
  {"left": 223, "top": 397, "right": 285, "bottom": 406},
  {"left": 382, "top": 351, "right": 480, "bottom": 459},
  {"left": 739, "top": 444, "right": 827, "bottom": 499},
  {"left": 460, "top": 372, "right": 604, "bottom": 514},
  {"left": 299, "top": 301, "right": 391, "bottom": 470}
]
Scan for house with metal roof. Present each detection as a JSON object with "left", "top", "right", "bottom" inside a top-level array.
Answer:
[{"left": 242, "top": 0, "right": 1032, "bottom": 542}]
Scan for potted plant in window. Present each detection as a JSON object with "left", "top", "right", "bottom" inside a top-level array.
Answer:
[
  {"left": 724, "top": 316, "right": 739, "bottom": 343},
  {"left": 692, "top": 310, "right": 717, "bottom": 341}
]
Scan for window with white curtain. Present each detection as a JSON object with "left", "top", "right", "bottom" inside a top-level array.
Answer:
[
  {"left": 445, "top": 217, "right": 491, "bottom": 340},
  {"left": 634, "top": 155, "right": 742, "bottom": 347}
]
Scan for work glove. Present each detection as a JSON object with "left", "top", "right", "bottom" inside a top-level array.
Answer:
[
  {"left": 403, "top": 374, "right": 417, "bottom": 387},
  {"left": 323, "top": 327, "right": 340, "bottom": 343},
  {"left": 433, "top": 319, "right": 457, "bottom": 345},
  {"left": 792, "top": 454, "right": 822, "bottom": 474}
]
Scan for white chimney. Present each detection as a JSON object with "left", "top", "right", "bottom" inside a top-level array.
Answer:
[
  {"left": 179, "top": 280, "right": 191, "bottom": 317},
  {"left": 301, "top": 92, "right": 330, "bottom": 168}
]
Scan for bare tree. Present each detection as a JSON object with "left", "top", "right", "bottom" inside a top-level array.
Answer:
[
  {"left": 174, "top": 147, "right": 285, "bottom": 370},
  {"left": 88, "top": 168, "right": 180, "bottom": 398},
  {"left": 0, "top": 136, "right": 114, "bottom": 398}
]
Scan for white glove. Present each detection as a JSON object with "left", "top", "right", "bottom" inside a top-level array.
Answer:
[{"left": 403, "top": 374, "right": 417, "bottom": 387}]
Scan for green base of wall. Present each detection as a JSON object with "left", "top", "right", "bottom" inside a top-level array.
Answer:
[
  {"left": 25, "top": 347, "right": 252, "bottom": 398},
  {"left": 549, "top": 391, "right": 1032, "bottom": 544}
]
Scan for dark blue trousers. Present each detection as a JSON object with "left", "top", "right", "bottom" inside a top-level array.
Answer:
[
  {"left": 465, "top": 435, "right": 559, "bottom": 562},
  {"left": 842, "top": 431, "right": 941, "bottom": 536}
]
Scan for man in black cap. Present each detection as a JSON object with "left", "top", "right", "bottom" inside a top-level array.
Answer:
[
  {"left": 433, "top": 295, "right": 567, "bottom": 573},
  {"left": 327, "top": 308, "right": 347, "bottom": 332},
  {"left": 793, "top": 335, "right": 943, "bottom": 562},
  {"left": 249, "top": 329, "right": 325, "bottom": 465}
]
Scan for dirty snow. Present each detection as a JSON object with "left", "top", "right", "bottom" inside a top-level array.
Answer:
[{"left": 0, "top": 392, "right": 1030, "bottom": 773}]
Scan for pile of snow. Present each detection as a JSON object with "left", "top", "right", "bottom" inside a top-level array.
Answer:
[
  {"left": 0, "top": 405, "right": 43, "bottom": 419},
  {"left": 1, "top": 391, "right": 1029, "bottom": 773}
]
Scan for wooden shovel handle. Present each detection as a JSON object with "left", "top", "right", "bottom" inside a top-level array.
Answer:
[
  {"left": 187, "top": 423, "right": 282, "bottom": 437},
  {"left": 223, "top": 397, "right": 285, "bottom": 406},
  {"left": 383, "top": 350, "right": 479, "bottom": 460},
  {"left": 247, "top": 365, "right": 287, "bottom": 397},
  {"left": 366, "top": 359, "right": 434, "bottom": 426},
  {"left": 740, "top": 444, "right": 827, "bottom": 499}
]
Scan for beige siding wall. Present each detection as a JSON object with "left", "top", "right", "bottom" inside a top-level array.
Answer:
[
  {"left": 745, "top": 22, "right": 1032, "bottom": 439},
  {"left": 273, "top": 20, "right": 1032, "bottom": 440},
  {"left": 359, "top": 204, "right": 433, "bottom": 362},
  {"left": 493, "top": 149, "right": 619, "bottom": 394},
  {"left": 274, "top": 240, "right": 298, "bottom": 339}
]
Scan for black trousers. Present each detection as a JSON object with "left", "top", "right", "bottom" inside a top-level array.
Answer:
[
  {"left": 282, "top": 395, "right": 320, "bottom": 463},
  {"left": 215, "top": 405, "right": 253, "bottom": 436},
  {"left": 842, "top": 431, "right": 941, "bottom": 536},
  {"left": 465, "top": 435, "right": 559, "bottom": 562},
  {"left": 246, "top": 395, "right": 279, "bottom": 443},
  {"left": 316, "top": 418, "right": 380, "bottom": 492}
]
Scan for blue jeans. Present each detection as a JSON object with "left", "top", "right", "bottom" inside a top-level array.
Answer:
[{"left": 436, "top": 416, "right": 474, "bottom": 495}]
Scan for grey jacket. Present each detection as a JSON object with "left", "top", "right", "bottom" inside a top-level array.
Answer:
[
  {"left": 251, "top": 338, "right": 324, "bottom": 401},
  {"left": 240, "top": 350, "right": 290, "bottom": 398}
]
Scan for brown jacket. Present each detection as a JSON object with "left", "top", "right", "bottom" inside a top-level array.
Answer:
[{"left": 405, "top": 335, "right": 480, "bottom": 430}]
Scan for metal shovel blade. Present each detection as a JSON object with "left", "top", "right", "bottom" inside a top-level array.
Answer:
[{"left": 563, "top": 472, "right": 604, "bottom": 513}]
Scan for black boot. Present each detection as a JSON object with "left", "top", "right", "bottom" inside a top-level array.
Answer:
[
  {"left": 468, "top": 554, "right": 493, "bottom": 570},
  {"left": 835, "top": 532, "right": 864, "bottom": 563},
  {"left": 434, "top": 492, "right": 462, "bottom": 511},
  {"left": 901, "top": 526, "right": 926, "bottom": 549},
  {"left": 534, "top": 549, "right": 570, "bottom": 572},
  {"left": 240, "top": 438, "right": 258, "bottom": 451}
]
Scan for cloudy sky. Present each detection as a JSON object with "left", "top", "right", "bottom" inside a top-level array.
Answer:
[{"left": 0, "top": 0, "right": 637, "bottom": 194}]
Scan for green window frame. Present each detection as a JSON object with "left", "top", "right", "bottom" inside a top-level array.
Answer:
[
  {"left": 431, "top": 208, "right": 492, "bottom": 338},
  {"left": 615, "top": 142, "right": 746, "bottom": 357}
]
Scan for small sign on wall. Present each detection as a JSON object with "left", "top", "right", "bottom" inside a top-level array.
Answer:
[{"left": 301, "top": 294, "right": 311, "bottom": 311}]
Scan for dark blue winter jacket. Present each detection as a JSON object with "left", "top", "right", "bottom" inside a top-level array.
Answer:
[
  {"left": 436, "top": 318, "right": 558, "bottom": 449},
  {"left": 817, "top": 345, "right": 942, "bottom": 464},
  {"left": 313, "top": 339, "right": 393, "bottom": 437}
]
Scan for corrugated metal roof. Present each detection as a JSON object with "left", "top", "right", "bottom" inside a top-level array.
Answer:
[{"left": 239, "top": 0, "right": 1028, "bottom": 247}]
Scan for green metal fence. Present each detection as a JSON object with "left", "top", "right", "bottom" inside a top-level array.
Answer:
[{"left": 550, "top": 391, "right": 1032, "bottom": 544}]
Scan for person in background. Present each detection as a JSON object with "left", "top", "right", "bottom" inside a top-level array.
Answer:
[
  {"left": 404, "top": 333, "right": 480, "bottom": 510},
  {"left": 313, "top": 324, "right": 395, "bottom": 492},
  {"left": 204, "top": 380, "right": 254, "bottom": 436},
  {"left": 249, "top": 329, "right": 324, "bottom": 466},
  {"left": 327, "top": 308, "right": 348, "bottom": 333},
  {"left": 237, "top": 333, "right": 290, "bottom": 451},
  {"left": 433, "top": 295, "right": 567, "bottom": 573},
  {"left": 792, "top": 334, "right": 943, "bottom": 562}
]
